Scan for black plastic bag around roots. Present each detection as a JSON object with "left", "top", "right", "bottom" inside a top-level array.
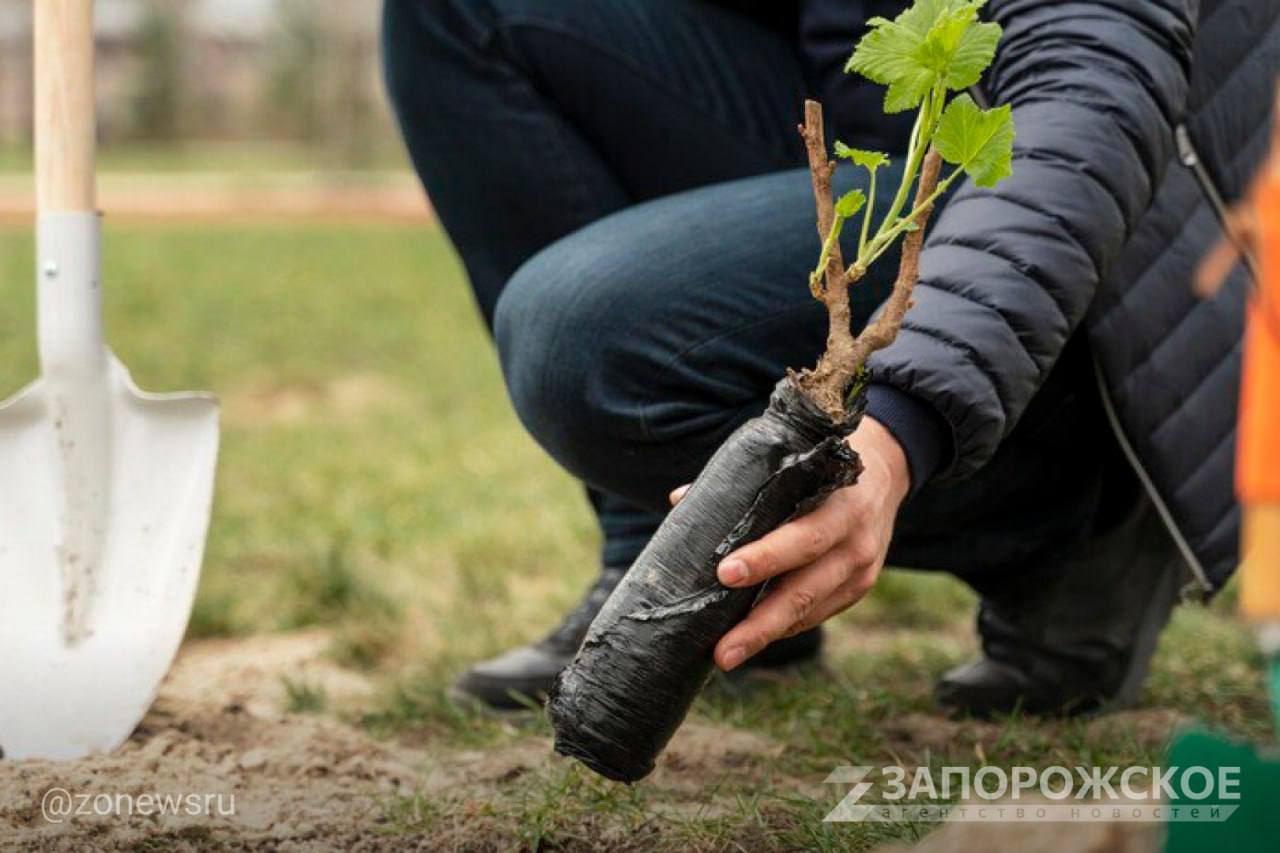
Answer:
[{"left": 547, "top": 377, "right": 866, "bottom": 782}]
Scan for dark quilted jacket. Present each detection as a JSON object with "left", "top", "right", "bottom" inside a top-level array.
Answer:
[{"left": 865, "top": 0, "right": 1280, "bottom": 590}]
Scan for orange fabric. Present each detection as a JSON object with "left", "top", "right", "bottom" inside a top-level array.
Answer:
[
  {"left": 1238, "top": 167, "right": 1280, "bottom": 502},
  {"left": 1241, "top": 505, "right": 1280, "bottom": 620},
  {"left": 1239, "top": 151, "right": 1280, "bottom": 619}
]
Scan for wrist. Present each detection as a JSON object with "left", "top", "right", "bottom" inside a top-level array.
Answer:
[
  {"left": 848, "top": 416, "right": 910, "bottom": 506},
  {"left": 863, "top": 384, "right": 950, "bottom": 495}
]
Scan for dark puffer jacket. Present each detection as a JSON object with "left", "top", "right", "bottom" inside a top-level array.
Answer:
[{"left": 863, "top": 0, "right": 1279, "bottom": 591}]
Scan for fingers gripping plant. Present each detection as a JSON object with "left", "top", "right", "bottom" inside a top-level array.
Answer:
[{"left": 548, "top": 0, "right": 1015, "bottom": 783}]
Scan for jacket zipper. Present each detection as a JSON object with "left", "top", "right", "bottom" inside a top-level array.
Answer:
[
  {"left": 1092, "top": 357, "right": 1214, "bottom": 599},
  {"left": 972, "top": 86, "right": 1220, "bottom": 593},
  {"left": 1175, "top": 123, "right": 1261, "bottom": 281},
  {"left": 1086, "top": 123, "right": 1244, "bottom": 600}
]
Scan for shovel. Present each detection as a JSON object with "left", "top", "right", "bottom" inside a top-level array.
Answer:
[{"left": 0, "top": 0, "right": 218, "bottom": 761}]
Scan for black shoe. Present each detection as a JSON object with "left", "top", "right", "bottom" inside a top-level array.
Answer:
[
  {"left": 451, "top": 567, "right": 823, "bottom": 710},
  {"left": 935, "top": 495, "right": 1187, "bottom": 718}
]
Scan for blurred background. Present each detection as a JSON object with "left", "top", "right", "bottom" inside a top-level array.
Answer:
[{"left": 0, "top": 0, "right": 422, "bottom": 220}]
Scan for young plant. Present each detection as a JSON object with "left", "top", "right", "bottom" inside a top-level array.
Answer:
[
  {"left": 798, "top": 0, "right": 1015, "bottom": 418},
  {"left": 549, "top": 0, "right": 1015, "bottom": 783}
]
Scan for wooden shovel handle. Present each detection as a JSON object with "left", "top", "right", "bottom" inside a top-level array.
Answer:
[{"left": 35, "top": 0, "right": 95, "bottom": 212}]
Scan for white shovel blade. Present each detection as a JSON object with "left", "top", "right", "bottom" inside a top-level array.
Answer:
[{"left": 0, "top": 356, "right": 218, "bottom": 760}]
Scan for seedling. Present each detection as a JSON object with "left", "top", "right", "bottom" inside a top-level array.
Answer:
[
  {"left": 549, "top": 0, "right": 1015, "bottom": 782},
  {"left": 798, "top": 0, "right": 1014, "bottom": 418}
]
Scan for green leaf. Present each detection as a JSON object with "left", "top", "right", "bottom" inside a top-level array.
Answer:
[
  {"left": 882, "top": 74, "right": 938, "bottom": 114},
  {"left": 945, "top": 18, "right": 1000, "bottom": 90},
  {"left": 916, "top": 3, "right": 979, "bottom": 73},
  {"left": 933, "top": 93, "right": 1014, "bottom": 187},
  {"left": 834, "top": 141, "right": 890, "bottom": 171},
  {"left": 845, "top": 0, "right": 1001, "bottom": 111},
  {"left": 835, "top": 189, "right": 867, "bottom": 219},
  {"left": 848, "top": 17, "right": 937, "bottom": 113},
  {"left": 895, "top": 0, "right": 953, "bottom": 37}
]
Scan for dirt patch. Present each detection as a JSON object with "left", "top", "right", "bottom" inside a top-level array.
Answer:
[
  {"left": 879, "top": 712, "right": 1003, "bottom": 755},
  {"left": 654, "top": 722, "right": 788, "bottom": 791},
  {"left": 1086, "top": 709, "right": 1192, "bottom": 747},
  {"left": 0, "top": 632, "right": 426, "bottom": 850},
  {"left": 879, "top": 813, "right": 1159, "bottom": 853},
  {"left": 222, "top": 373, "right": 404, "bottom": 427},
  {"left": 876, "top": 707, "right": 1190, "bottom": 762},
  {"left": 866, "top": 709, "right": 1190, "bottom": 853},
  {"left": 0, "top": 174, "right": 430, "bottom": 224},
  {"left": 0, "top": 629, "right": 1195, "bottom": 850},
  {"left": 0, "top": 632, "right": 800, "bottom": 850}
]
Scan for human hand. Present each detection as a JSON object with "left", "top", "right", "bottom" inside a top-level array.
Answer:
[{"left": 668, "top": 416, "right": 910, "bottom": 671}]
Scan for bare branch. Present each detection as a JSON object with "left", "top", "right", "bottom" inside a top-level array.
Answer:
[
  {"left": 796, "top": 100, "right": 860, "bottom": 419},
  {"left": 799, "top": 100, "right": 845, "bottom": 287},
  {"left": 847, "top": 148, "right": 943, "bottom": 369}
]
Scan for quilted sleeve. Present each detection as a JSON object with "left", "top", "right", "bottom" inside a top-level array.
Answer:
[{"left": 865, "top": 0, "right": 1199, "bottom": 480}]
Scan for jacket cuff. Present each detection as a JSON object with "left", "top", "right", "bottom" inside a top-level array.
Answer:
[{"left": 864, "top": 384, "right": 951, "bottom": 497}]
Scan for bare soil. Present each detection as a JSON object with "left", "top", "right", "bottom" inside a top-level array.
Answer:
[
  {"left": 0, "top": 629, "right": 1195, "bottom": 850},
  {"left": 0, "top": 632, "right": 420, "bottom": 850},
  {"left": 877, "top": 814, "right": 1160, "bottom": 853},
  {"left": 0, "top": 174, "right": 429, "bottom": 224},
  {"left": 0, "top": 632, "right": 810, "bottom": 850},
  {"left": 222, "top": 372, "right": 406, "bottom": 427}
]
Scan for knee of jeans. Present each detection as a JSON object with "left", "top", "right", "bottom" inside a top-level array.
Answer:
[{"left": 494, "top": 243, "right": 647, "bottom": 483}]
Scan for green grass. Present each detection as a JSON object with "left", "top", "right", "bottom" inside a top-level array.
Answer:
[
  {"left": 0, "top": 222, "right": 1271, "bottom": 850},
  {"left": 282, "top": 676, "right": 329, "bottom": 714},
  {"left": 0, "top": 220, "right": 599, "bottom": 657}
]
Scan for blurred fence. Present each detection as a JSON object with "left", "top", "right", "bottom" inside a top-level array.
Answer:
[{"left": 0, "top": 0, "right": 398, "bottom": 169}]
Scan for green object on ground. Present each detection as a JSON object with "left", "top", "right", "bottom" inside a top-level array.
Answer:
[
  {"left": 1164, "top": 727, "right": 1280, "bottom": 853},
  {"left": 1270, "top": 657, "right": 1280, "bottom": 730}
]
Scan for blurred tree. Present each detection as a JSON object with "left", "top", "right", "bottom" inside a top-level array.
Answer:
[
  {"left": 263, "top": 0, "right": 324, "bottom": 145},
  {"left": 130, "top": 0, "right": 187, "bottom": 140},
  {"left": 264, "top": 0, "right": 379, "bottom": 168},
  {"left": 0, "top": 0, "right": 34, "bottom": 146},
  {"left": 324, "top": 0, "right": 378, "bottom": 169}
]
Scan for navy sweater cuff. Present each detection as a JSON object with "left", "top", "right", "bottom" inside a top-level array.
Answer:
[{"left": 863, "top": 384, "right": 951, "bottom": 497}]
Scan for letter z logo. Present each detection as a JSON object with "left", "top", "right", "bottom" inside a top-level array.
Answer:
[{"left": 824, "top": 765, "right": 876, "bottom": 822}]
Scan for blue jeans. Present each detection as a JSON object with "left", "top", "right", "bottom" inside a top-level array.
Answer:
[{"left": 383, "top": 0, "right": 1125, "bottom": 592}]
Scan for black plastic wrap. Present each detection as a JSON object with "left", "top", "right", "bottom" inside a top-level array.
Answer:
[{"left": 547, "top": 378, "right": 866, "bottom": 782}]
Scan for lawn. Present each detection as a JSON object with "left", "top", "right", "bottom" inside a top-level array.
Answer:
[{"left": 0, "top": 222, "right": 1271, "bottom": 850}]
